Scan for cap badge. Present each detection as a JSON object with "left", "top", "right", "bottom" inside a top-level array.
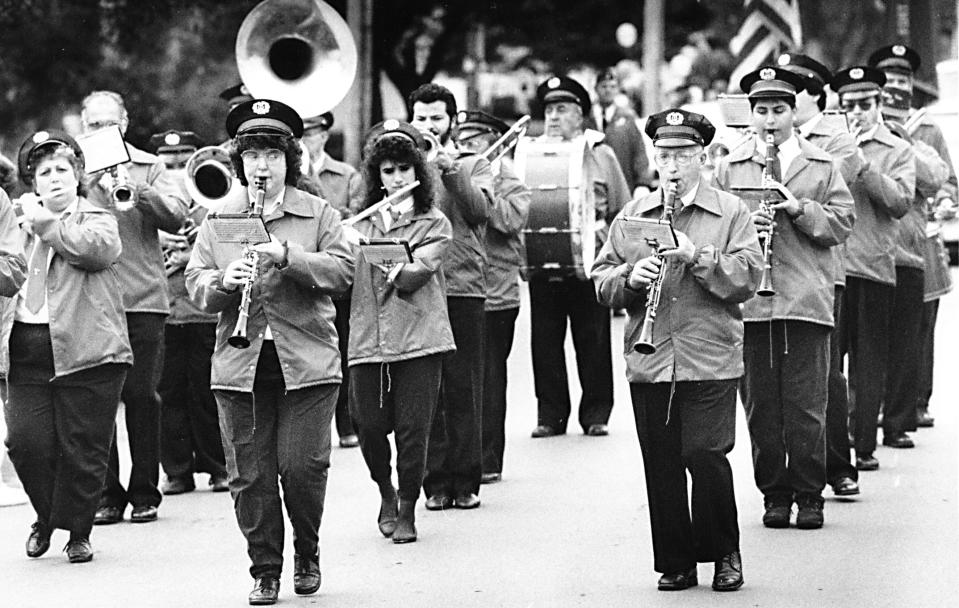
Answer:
[
  {"left": 547, "top": 77, "right": 561, "bottom": 89},
  {"left": 457, "top": 111, "right": 468, "bottom": 123},
  {"left": 665, "top": 112, "right": 684, "bottom": 126},
  {"left": 383, "top": 119, "right": 400, "bottom": 131},
  {"left": 759, "top": 68, "right": 777, "bottom": 81},
  {"left": 849, "top": 68, "right": 864, "bottom": 80},
  {"left": 164, "top": 133, "right": 181, "bottom": 146},
  {"left": 777, "top": 54, "right": 791, "bottom": 66},
  {"left": 252, "top": 101, "right": 271, "bottom": 115},
  {"left": 240, "top": 85, "right": 250, "bottom": 95},
  {"left": 32, "top": 131, "right": 50, "bottom": 144},
  {"left": 892, "top": 45, "right": 906, "bottom": 56}
]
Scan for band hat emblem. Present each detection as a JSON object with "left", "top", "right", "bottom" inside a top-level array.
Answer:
[
  {"left": 252, "top": 101, "right": 271, "bottom": 115},
  {"left": 759, "top": 68, "right": 776, "bottom": 80},
  {"left": 777, "top": 54, "right": 791, "bottom": 66},
  {"left": 850, "top": 68, "right": 864, "bottom": 80},
  {"left": 547, "top": 77, "right": 561, "bottom": 89},
  {"left": 32, "top": 131, "right": 50, "bottom": 144},
  {"left": 892, "top": 45, "right": 906, "bottom": 56},
  {"left": 457, "top": 111, "right": 468, "bottom": 122},
  {"left": 164, "top": 133, "right": 181, "bottom": 146},
  {"left": 665, "top": 112, "right": 684, "bottom": 126},
  {"left": 383, "top": 119, "right": 400, "bottom": 131}
]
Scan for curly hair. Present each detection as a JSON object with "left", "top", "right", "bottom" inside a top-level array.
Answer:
[
  {"left": 229, "top": 133, "right": 302, "bottom": 187},
  {"left": 361, "top": 135, "right": 434, "bottom": 214},
  {"left": 408, "top": 83, "right": 457, "bottom": 119},
  {"left": 29, "top": 144, "right": 87, "bottom": 198}
]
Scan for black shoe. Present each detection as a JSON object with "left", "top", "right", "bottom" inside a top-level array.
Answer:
[
  {"left": 130, "top": 505, "right": 158, "bottom": 523},
  {"left": 917, "top": 408, "right": 935, "bottom": 428},
  {"left": 796, "top": 496, "right": 824, "bottom": 529},
  {"left": 453, "top": 492, "right": 481, "bottom": 509},
  {"left": 93, "top": 505, "right": 123, "bottom": 525},
  {"left": 882, "top": 432, "right": 915, "bottom": 449},
  {"left": 856, "top": 453, "right": 880, "bottom": 471},
  {"left": 64, "top": 538, "right": 93, "bottom": 563},
  {"left": 26, "top": 521, "right": 51, "bottom": 558},
  {"left": 657, "top": 566, "right": 697, "bottom": 590},
  {"left": 531, "top": 425, "right": 563, "bottom": 438},
  {"left": 293, "top": 555, "right": 321, "bottom": 595},
  {"left": 161, "top": 476, "right": 195, "bottom": 496},
  {"left": 712, "top": 551, "right": 743, "bottom": 591},
  {"left": 830, "top": 477, "right": 860, "bottom": 497},
  {"left": 586, "top": 424, "right": 609, "bottom": 436},
  {"left": 762, "top": 500, "right": 791, "bottom": 528},
  {"left": 480, "top": 472, "right": 502, "bottom": 484},
  {"left": 377, "top": 487, "right": 398, "bottom": 538},
  {"left": 210, "top": 474, "right": 230, "bottom": 493},
  {"left": 424, "top": 493, "right": 452, "bottom": 511},
  {"left": 249, "top": 576, "right": 279, "bottom": 605},
  {"left": 338, "top": 434, "right": 360, "bottom": 448},
  {"left": 392, "top": 499, "right": 417, "bottom": 544}
]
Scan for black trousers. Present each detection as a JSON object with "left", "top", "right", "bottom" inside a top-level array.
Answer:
[
  {"left": 4, "top": 323, "right": 127, "bottom": 538},
  {"left": 883, "top": 266, "right": 924, "bottom": 435},
  {"left": 529, "top": 277, "right": 613, "bottom": 432},
  {"left": 630, "top": 380, "right": 740, "bottom": 574},
  {"left": 482, "top": 307, "right": 519, "bottom": 476},
  {"left": 844, "top": 277, "right": 895, "bottom": 456},
  {"left": 826, "top": 286, "right": 856, "bottom": 484},
  {"left": 350, "top": 355, "right": 443, "bottom": 502},
  {"left": 214, "top": 343, "right": 337, "bottom": 579},
  {"left": 101, "top": 312, "right": 166, "bottom": 510},
  {"left": 424, "top": 297, "right": 485, "bottom": 497},
  {"left": 332, "top": 295, "right": 355, "bottom": 438},
  {"left": 159, "top": 323, "right": 226, "bottom": 480},
  {"left": 742, "top": 321, "right": 829, "bottom": 501},
  {"left": 916, "top": 299, "right": 940, "bottom": 413}
]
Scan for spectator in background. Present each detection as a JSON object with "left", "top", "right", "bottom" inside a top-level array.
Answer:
[{"left": 591, "top": 68, "right": 651, "bottom": 197}]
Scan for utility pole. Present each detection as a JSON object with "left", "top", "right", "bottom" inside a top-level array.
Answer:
[
  {"left": 642, "top": 0, "right": 664, "bottom": 115},
  {"left": 345, "top": 0, "right": 373, "bottom": 168}
]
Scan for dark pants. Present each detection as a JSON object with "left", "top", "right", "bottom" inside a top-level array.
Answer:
[
  {"left": 101, "top": 312, "right": 166, "bottom": 510},
  {"left": 159, "top": 322, "right": 226, "bottom": 481},
  {"left": 883, "top": 266, "right": 924, "bottom": 435},
  {"left": 916, "top": 299, "right": 940, "bottom": 413},
  {"left": 844, "top": 278, "right": 894, "bottom": 456},
  {"left": 630, "top": 380, "right": 740, "bottom": 574},
  {"left": 482, "top": 307, "right": 519, "bottom": 475},
  {"left": 332, "top": 295, "right": 355, "bottom": 438},
  {"left": 529, "top": 277, "right": 613, "bottom": 432},
  {"left": 214, "top": 343, "right": 337, "bottom": 579},
  {"left": 742, "top": 321, "right": 829, "bottom": 502},
  {"left": 4, "top": 323, "right": 127, "bottom": 538},
  {"left": 350, "top": 355, "right": 443, "bottom": 501},
  {"left": 424, "top": 297, "right": 485, "bottom": 498},
  {"left": 826, "top": 286, "right": 856, "bottom": 484}
]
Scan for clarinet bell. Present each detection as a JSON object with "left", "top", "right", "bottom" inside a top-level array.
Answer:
[
  {"left": 632, "top": 317, "right": 657, "bottom": 354},
  {"left": 756, "top": 267, "right": 775, "bottom": 297}
]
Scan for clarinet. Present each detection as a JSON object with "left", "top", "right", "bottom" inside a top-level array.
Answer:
[
  {"left": 228, "top": 177, "right": 267, "bottom": 349},
  {"left": 756, "top": 131, "right": 777, "bottom": 297},
  {"left": 633, "top": 180, "right": 678, "bottom": 355}
]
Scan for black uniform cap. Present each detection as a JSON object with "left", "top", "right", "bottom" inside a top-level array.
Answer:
[
  {"left": 740, "top": 66, "right": 807, "bottom": 99},
  {"left": 365, "top": 119, "right": 428, "bottom": 152},
  {"left": 17, "top": 130, "right": 85, "bottom": 185},
  {"left": 868, "top": 44, "right": 921, "bottom": 75},
  {"left": 226, "top": 99, "right": 304, "bottom": 139},
  {"left": 832, "top": 66, "right": 887, "bottom": 95},
  {"left": 536, "top": 76, "right": 591, "bottom": 117},
  {"left": 644, "top": 109, "right": 715, "bottom": 148},
  {"left": 303, "top": 112, "right": 334, "bottom": 132},
  {"left": 149, "top": 130, "right": 201, "bottom": 154},
  {"left": 455, "top": 110, "right": 509, "bottom": 136},
  {"left": 219, "top": 83, "right": 252, "bottom": 106},
  {"left": 776, "top": 53, "right": 832, "bottom": 88}
]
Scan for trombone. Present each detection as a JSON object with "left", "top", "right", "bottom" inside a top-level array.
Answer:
[{"left": 479, "top": 115, "right": 531, "bottom": 163}]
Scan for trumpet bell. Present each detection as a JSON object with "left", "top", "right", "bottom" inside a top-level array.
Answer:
[
  {"left": 185, "top": 146, "right": 242, "bottom": 209},
  {"left": 420, "top": 130, "right": 442, "bottom": 162},
  {"left": 236, "top": 0, "right": 357, "bottom": 118}
]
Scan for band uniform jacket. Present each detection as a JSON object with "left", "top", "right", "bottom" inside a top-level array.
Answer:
[
  {"left": 186, "top": 187, "right": 354, "bottom": 392},
  {"left": 590, "top": 104, "right": 651, "bottom": 191},
  {"left": 347, "top": 205, "right": 456, "bottom": 366},
  {"left": 591, "top": 180, "right": 762, "bottom": 383},
  {"left": 85, "top": 144, "right": 186, "bottom": 314},
  {"left": 842, "top": 124, "right": 915, "bottom": 286},
  {"left": 166, "top": 199, "right": 218, "bottom": 325},
  {"left": 912, "top": 115, "right": 958, "bottom": 206},
  {"left": 0, "top": 197, "right": 132, "bottom": 378},
  {"left": 801, "top": 112, "right": 863, "bottom": 288},
  {"left": 432, "top": 150, "right": 494, "bottom": 299},
  {"left": 312, "top": 153, "right": 363, "bottom": 218},
  {"left": 0, "top": 192, "right": 26, "bottom": 298},
  {"left": 713, "top": 136, "right": 854, "bottom": 327},
  {"left": 890, "top": 133, "right": 950, "bottom": 269},
  {"left": 484, "top": 157, "right": 530, "bottom": 311}
]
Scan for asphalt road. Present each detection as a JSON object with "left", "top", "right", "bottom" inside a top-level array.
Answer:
[{"left": 2, "top": 278, "right": 957, "bottom": 607}]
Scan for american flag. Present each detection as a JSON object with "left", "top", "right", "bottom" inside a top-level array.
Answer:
[{"left": 729, "top": 0, "right": 803, "bottom": 89}]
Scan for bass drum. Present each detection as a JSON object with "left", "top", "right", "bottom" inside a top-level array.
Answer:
[
  {"left": 923, "top": 223, "right": 952, "bottom": 302},
  {"left": 514, "top": 136, "right": 596, "bottom": 280}
]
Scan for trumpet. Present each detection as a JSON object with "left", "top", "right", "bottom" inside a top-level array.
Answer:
[
  {"left": 633, "top": 180, "right": 678, "bottom": 355},
  {"left": 109, "top": 166, "right": 135, "bottom": 210},
  {"left": 420, "top": 130, "right": 443, "bottom": 162},
  {"left": 756, "top": 131, "right": 776, "bottom": 297},
  {"left": 228, "top": 177, "right": 267, "bottom": 349}
]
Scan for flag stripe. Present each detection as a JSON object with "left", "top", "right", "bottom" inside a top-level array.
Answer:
[{"left": 729, "top": 0, "right": 803, "bottom": 87}]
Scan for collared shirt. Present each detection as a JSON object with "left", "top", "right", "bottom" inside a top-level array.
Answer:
[
  {"left": 798, "top": 113, "right": 823, "bottom": 138},
  {"left": 858, "top": 124, "right": 880, "bottom": 144},
  {"left": 680, "top": 183, "right": 700, "bottom": 209},
  {"left": 15, "top": 199, "right": 79, "bottom": 323},
  {"left": 379, "top": 195, "right": 414, "bottom": 231},
  {"left": 594, "top": 104, "right": 616, "bottom": 130},
  {"left": 759, "top": 133, "right": 802, "bottom": 177},
  {"left": 310, "top": 151, "right": 329, "bottom": 177}
]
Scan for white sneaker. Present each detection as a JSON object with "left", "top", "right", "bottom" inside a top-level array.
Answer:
[{"left": 0, "top": 484, "right": 28, "bottom": 507}]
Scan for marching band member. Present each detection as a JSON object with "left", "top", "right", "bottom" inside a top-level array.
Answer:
[
  {"left": 831, "top": 66, "right": 915, "bottom": 472},
  {"left": 151, "top": 130, "right": 228, "bottom": 495},
  {"left": 3, "top": 131, "right": 130, "bottom": 563},
  {"left": 528, "top": 76, "right": 630, "bottom": 440},
  {"left": 593, "top": 109, "right": 761, "bottom": 592},
  {"left": 186, "top": 99, "right": 354, "bottom": 604},
  {"left": 82, "top": 91, "right": 188, "bottom": 527},
  {"left": 409, "top": 83, "right": 494, "bottom": 512},
  {"left": 453, "top": 110, "right": 531, "bottom": 483},
  {"left": 776, "top": 53, "right": 864, "bottom": 498},
  {"left": 713, "top": 67, "right": 854, "bottom": 530},
  {"left": 347, "top": 119, "right": 455, "bottom": 544}
]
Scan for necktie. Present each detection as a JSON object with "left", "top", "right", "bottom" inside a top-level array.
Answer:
[
  {"left": 767, "top": 143, "right": 782, "bottom": 182},
  {"left": 25, "top": 238, "right": 51, "bottom": 314}
]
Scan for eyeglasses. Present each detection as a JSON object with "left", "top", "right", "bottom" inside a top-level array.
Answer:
[
  {"left": 841, "top": 98, "right": 877, "bottom": 111},
  {"left": 240, "top": 149, "right": 284, "bottom": 164},
  {"left": 653, "top": 151, "right": 700, "bottom": 167}
]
